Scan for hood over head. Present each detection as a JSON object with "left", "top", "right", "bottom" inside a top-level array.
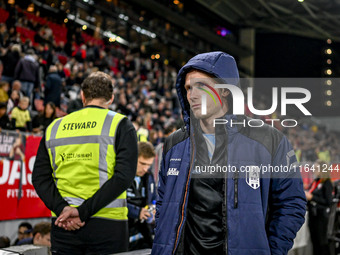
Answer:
[{"left": 175, "top": 51, "right": 240, "bottom": 127}]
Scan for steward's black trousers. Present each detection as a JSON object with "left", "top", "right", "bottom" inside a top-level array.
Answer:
[{"left": 51, "top": 218, "right": 128, "bottom": 255}]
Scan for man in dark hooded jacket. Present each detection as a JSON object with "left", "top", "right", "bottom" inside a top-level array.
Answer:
[
  {"left": 44, "top": 65, "right": 62, "bottom": 107},
  {"left": 13, "top": 49, "right": 40, "bottom": 99},
  {"left": 152, "top": 52, "right": 306, "bottom": 255}
]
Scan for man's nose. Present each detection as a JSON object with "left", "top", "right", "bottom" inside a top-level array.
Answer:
[{"left": 189, "top": 87, "right": 199, "bottom": 101}]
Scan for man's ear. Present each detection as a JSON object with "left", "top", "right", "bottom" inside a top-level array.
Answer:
[
  {"left": 80, "top": 91, "right": 86, "bottom": 105},
  {"left": 221, "top": 89, "right": 230, "bottom": 97},
  {"left": 110, "top": 94, "right": 114, "bottom": 104},
  {"left": 34, "top": 233, "right": 41, "bottom": 243}
]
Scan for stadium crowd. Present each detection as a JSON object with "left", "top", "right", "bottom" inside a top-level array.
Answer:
[{"left": 0, "top": 2, "right": 182, "bottom": 139}]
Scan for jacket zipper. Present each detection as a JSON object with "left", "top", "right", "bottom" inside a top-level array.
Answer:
[
  {"left": 172, "top": 133, "right": 195, "bottom": 254},
  {"left": 233, "top": 169, "right": 239, "bottom": 209}
]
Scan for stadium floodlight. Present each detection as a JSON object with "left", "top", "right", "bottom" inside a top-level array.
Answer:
[
  {"left": 103, "top": 31, "right": 128, "bottom": 45},
  {"left": 326, "top": 90, "right": 332, "bottom": 96},
  {"left": 325, "top": 69, "right": 332, "bottom": 75},
  {"left": 132, "top": 25, "right": 157, "bottom": 39},
  {"left": 67, "top": 14, "right": 75, "bottom": 20},
  {"left": 325, "top": 49, "right": 332, "bottom": 55},
  {"left": 119, "top": 14, "right": 129, "bottom": 21}
]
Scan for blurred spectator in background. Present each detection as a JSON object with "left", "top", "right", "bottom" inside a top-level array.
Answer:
[
  {"left": 17, "top": 222, "right": 51, "bottom": 246},
  {"left": 0, "top": 43, "right": 21, "bottom": 84},
  {"left": 305, "top": 159, "right": 333, "bottom": 255},
  {"left": 57, "top": 62, "right": 66, "bottom": 79},
  {"left": 11, "top": 80, "right": 24, "bottom": 98},
  {"left": 0, "top": 102, "right": 10, "bottom": 130},
  {"left": 13, "top": 49, "right": 40, "bottom": 100},
  {"left": 0, "top": 236, "right": 10, "bottom": 248},
  {"left": 0, "top": 81, "right": 9, "bottom": 103},
  {"left": 127, "top": 142, "right": 156, "bottom": 251},
  {"left": 10, "top": 96, "right": 31, "bottom": 132},
  {"left": 316, "top": 145, "right": 331, "bottom": 163},
  {"left": 32, "top": 101, "right": 56, "bottom": 134},
  {"left": 0, "top": 24, "right": 6, "bottom": 48},
  {"left": 94, "top": 50, "right": 109, "bottom": 72},
  {"left": 12, "top": 222, "right": 32, "bottom": 245},
  {"left": 7, "top": 89, "right": 20, "bottom": 114},
  {"left": 21, "top": 39, "right": 33, "bottom": 55},
  {"left": 66, "top": 93, "right": 83, "bottom": 114},
  {"left": 133, "top": 121, "right": 149, "bottom": 142},
  {"left": 44, "top": 65, "right": 61, "bottom": 107},
  {"left": 9, "top": 134, "right": 25, "bottom": 161}
]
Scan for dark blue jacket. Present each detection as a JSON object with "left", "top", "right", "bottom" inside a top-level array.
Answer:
[
  {"left": 152, "top": 52, "right": 306, "bottom": 255},
  {"left": 44, "top": 72, "right": 62, "bottom": 107}
]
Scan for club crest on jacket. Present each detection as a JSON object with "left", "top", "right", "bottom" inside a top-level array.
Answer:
[{"left": 246, "top": 166, "right": 260, "bottom": 189}]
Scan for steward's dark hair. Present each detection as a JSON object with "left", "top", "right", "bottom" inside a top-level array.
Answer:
[{"left": 81, "top": 71, "right": 113, "bottom": 102}]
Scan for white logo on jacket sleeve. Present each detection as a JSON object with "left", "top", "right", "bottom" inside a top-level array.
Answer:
[
  {"left": 170, "top": 158, "right": 181, "bottom": 161},
  {"left": 246, "top": 166, "right": 260, "bottom": 189},
  {"left": 167, "top": 168, "right": 179, "bottom": 176}
]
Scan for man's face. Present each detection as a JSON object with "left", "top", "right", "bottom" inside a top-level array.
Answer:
[
  {"left": 184, "top": 70, "right": 227, "bottom": 121},
  {"left": 136, "top": 156, "right": 154, "bottom": 177},
  {"left": 34, "top": 232, "right": 51, "bottom": 246},
  {"left": 18, "top": 226, "right": 28, "bottom": 241}
]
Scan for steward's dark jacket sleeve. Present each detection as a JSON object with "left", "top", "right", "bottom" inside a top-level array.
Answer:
[
  {"left": 77, "top": 118, "right": 138, "bottom": 221},
  {"left": 32, "top": 135, "right": 69, "bottom": 216}
]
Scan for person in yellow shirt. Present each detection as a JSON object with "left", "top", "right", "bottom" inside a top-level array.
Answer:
[
  {"left": 10, "top": 97, "right": 31, "bottom": 132},
  {"left": 0, "top": 81, "right": 9, "bottom": 103}
]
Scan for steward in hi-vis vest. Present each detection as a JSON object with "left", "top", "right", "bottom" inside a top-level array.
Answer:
[{"left": 33, "top": 71, "right": 138, "bottom": 255}]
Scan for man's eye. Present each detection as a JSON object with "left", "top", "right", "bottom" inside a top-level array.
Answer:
[{"left": 197, "top": 82, "right": 205, "bottom": 88}]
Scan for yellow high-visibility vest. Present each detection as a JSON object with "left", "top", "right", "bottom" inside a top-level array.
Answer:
[
  {"left": 45, "top": 107, "right": 127, "bottom": 220},
  {"left": 318, "top": 150, "right": 331, "bottom": 163},
  {"left": 137, "top": 127, "right": 148, "bottom": 142}
]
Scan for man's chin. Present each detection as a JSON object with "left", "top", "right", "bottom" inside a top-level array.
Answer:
[{"left": 191, "top": 111, "right": 206, "bottom": 120}]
